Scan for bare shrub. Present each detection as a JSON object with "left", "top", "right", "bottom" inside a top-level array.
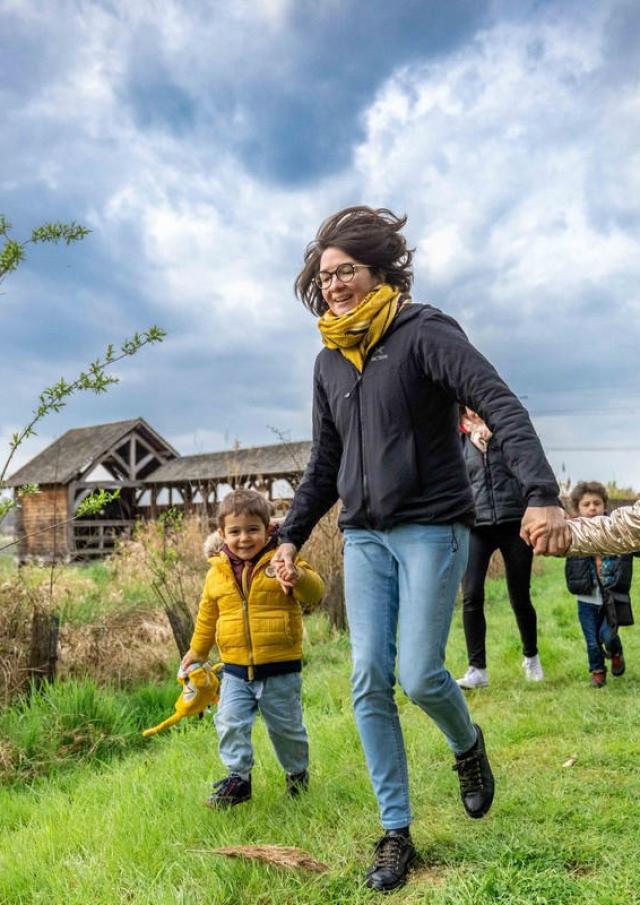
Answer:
[
  {"left": 108, "top": 514, "right": 208, "bottom": 608},
  {"left": 0, "top": 580, "right": 33, "bottom": 705},
  {"left": 300, "top": 504, "right": 346, "bottom": 630},
  {"left": 0, "top": 514, "right": 211, "bottom": 705}
]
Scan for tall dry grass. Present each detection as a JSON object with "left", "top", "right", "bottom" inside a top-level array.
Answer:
[{"left": 0, "top": 516, "right": 212, "bottom": 704}]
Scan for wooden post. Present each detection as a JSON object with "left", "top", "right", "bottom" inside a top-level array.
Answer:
[
  {"left": 323, "top": 574, "right": 346, "bottom": 632},
  {"left": 163, "top": 601, "right": 195, "bottom": 658},
  {"left": 27, "top": 609, "right": 60, "bottom": 688}
]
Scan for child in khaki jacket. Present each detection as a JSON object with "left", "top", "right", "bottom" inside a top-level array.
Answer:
[{"left": 181, "top": 489, "right": 324, "bottom": 807}]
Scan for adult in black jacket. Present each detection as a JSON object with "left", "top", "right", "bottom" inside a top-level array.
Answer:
[
  {"left": 456, "top": 408, "right": 543, "bottom": 691},
  {"left": 273, "top": 206, "right": 566, "bottom": 894}
]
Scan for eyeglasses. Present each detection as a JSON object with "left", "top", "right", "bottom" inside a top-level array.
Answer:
[{"left": 314, "top": 262, "right": 371, "bottom": 290}]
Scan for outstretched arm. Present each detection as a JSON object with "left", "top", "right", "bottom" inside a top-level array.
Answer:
[{"left": 566, "top": 501, "right": 640, "bottom": 556}]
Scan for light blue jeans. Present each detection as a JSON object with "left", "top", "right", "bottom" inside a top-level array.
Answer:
[
  {"left": 344, "top": 523, "right": 476, "bottom": 829},
  {"left": 214, "top": 671, "right": 309, "bottom": 777}
]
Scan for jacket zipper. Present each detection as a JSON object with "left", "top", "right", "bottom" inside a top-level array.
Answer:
[
  {"left": 483, "top": 450, "right": 497, "bottom": 523},
  {"left": 341, "top": 315, "right": 406, "bottom": 528},
  {"left": 240, "top": 563, "right": 255, "bottom": 681},
  {"left": 345, "top": 366, "right": 373, "bottom": 524}
]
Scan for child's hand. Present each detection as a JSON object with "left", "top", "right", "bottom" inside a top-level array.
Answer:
[
  {"left": 180, "top": 649, "right": 200, "bottom": 673},
  {"left": 273, "top": 543, "right": 298, "bottom": 594},
  {"left": 284, "top": 564, "right": 300, "bottom": 587}
]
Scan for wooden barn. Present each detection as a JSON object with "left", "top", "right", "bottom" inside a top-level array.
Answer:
[
  {"left": 142, "top": 440, "right": 312, "bottom": 517},
  {"left": 7, "top": 420, "right": 312, "bottom": 562},
  {"left": 6, "top": 419, "right": 178, "bottom": 561}
]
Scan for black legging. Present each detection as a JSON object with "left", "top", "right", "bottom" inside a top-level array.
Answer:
[{"left": 462, "top": 520, "right": 538, "bottom": 669}]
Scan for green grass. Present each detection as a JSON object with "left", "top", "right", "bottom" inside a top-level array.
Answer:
[
  {"left": 51, "top": 559, "right": 155, "bottom": 627},
  {"left": 0, "top": 549, "right": 16, "bottom": 577},
  {"left": 1, "top": 558, "right": 640, "bottom": 903},
  {"left": 0, "top": 556, "right": 154, "bottom": 626},
  {"left": 0, "top": 678, "right": 179, "bottom": 784}
]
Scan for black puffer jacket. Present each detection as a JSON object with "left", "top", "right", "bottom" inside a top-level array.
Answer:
[
  {"left": 462, "top": 434, "right": 526, "bottom": 526},
  {"left": 565, "top": 554, "right": 633, "bottom": 597},
  {"left": 280, "top": 303, "right": 560, "bottom": 549}
]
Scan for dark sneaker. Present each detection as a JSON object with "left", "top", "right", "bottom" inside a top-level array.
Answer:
[
  {"left": 453, "top": 724, "right": 495, "bottom": 819},
  {"left": 365, "top": 829, "right": 416, "bottom": 893},
  {"left": 590, "top": 669, "right": 607, "bottom": 687},
  {"left": 286, "top": 769, "right": 309, "bottom": 797},
  {"left": 611, "top": 653, "right": 625, "bottom": 677},
  {"left": 206, "top": 774, "right": 251, "bottom": 808}
]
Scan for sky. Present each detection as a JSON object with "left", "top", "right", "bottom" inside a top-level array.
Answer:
[{"left": 2, "top": 0, "right": 640, "bottom": 493}]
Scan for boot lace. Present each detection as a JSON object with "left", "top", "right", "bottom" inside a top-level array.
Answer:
[
  {"left": 452, "top": 751, "right": 485, "bottom": 794},
  {"left": 373, "top": 834, "right": 405, "bottom": 870},
  {"left": 212, "top": 775, "right": 244, "bottom": 798}
]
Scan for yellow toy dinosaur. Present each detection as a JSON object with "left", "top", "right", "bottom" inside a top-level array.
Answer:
[{"left": 143, "top": 661, "right": 222, "bottom": 737}]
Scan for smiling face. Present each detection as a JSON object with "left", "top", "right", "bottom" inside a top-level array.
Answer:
[
  {"left": 319, "top": 246, "right": 380, "bottom": 317},
  {"left": 577, "top": 493, "right": 606, "bottom": 518},
  {"left": 221, "top": 511, "right": 269, "bottom": 560}
]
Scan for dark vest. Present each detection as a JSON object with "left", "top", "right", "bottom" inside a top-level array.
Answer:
[
  {"left": 462, "top": 434, "right": 525, "bottom": 526},
  {"left": 565, "top": 554, "right": 633, "bottom": 596}
]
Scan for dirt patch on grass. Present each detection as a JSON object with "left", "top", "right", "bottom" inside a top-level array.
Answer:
[{"left": 411, "top": 863, "right": 449, "bottom": 886}]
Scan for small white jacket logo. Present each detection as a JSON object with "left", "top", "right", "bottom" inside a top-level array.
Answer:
[{"left": 371, "top": 345, "right": 388, "bottom": 362}]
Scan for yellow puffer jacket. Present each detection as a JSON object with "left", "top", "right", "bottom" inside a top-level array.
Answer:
[{"left": 189, "top": 550, "right": 324, "bottom": 677}]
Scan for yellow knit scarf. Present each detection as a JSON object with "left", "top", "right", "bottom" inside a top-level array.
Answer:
[{"left": 317, "top": 284, "right": 407, "bottom": 372}]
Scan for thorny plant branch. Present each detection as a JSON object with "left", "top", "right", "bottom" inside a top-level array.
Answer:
[
  {"left": 0, "top": 327, "right": 166, "bottom": 489},
  {"left": 0, "top": 213, "right": 166, "bottom": 532}
]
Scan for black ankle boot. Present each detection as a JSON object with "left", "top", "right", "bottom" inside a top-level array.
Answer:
[
  {"left": 286, "top": 769, "right": 309, "bottom": 797},
  {"left": 453, "top": 723, "right": 495, "bottom": 818},
  {"left": 365, "top": 829, "right": 416, "bottom": 892},
  {"left": 206, "top": 774, "right": 252, "bottom": 808}
]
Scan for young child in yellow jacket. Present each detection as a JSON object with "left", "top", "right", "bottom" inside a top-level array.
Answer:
[{"left": 181, "top": 489, "right": 324, "bottom": 808}]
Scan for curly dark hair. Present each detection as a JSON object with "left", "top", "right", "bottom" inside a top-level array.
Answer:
[
  {"left": 295, "top": 206, "right": 414, "bottom": 316},
  {"left": 569, "top": 481, "right": 608, "bottom": 513}
]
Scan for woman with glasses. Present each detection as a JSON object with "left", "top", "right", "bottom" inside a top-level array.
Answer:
[{"left": 274, "top": 206, "right": 566, "bottom": 893}]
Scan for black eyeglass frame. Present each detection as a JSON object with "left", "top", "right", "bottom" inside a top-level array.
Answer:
[{"left": 314, "top": 262, "right": 372, "bottom": 290}]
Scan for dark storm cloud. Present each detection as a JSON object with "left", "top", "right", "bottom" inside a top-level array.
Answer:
[
  {"left": 120, "top": 0, "right": 491, "bottom": 183},
  {"left": 2, "top": 0, "right": 639, "bottom": 488}
]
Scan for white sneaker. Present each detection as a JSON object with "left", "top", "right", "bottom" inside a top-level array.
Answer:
[
  {"left": 522, "top": 654, "right": 544, "bottom": 682},
  {"left": 457, "top": 666, "right": 489, "bottom": 689}
]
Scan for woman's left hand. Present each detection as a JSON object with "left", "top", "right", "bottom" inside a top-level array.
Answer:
[{"left": 521, "top": 506, "right": 570, "bottom": 555}]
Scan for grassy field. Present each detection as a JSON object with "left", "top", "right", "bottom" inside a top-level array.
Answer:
[{"left": 1, "top": 557, "right": 640, "bottom": 904}]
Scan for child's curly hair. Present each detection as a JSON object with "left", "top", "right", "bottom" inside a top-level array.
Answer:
[{"left": 569, "top": 481, "right": 608, "bottom": 513}]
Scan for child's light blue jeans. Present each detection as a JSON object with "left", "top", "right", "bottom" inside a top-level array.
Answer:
[
  {"left": 214, "top": 671, "right": 309, "bottom": 777},
  {"left": 343, "top": 522, "right": 476, "bottom": 830}
]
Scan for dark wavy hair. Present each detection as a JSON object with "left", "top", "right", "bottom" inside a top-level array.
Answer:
[
  {"left": 295, "top": 206, "right": 414, "bottom": 316},
  {"left": 569, "top": 481, "right": 608, "bottom": 513}
]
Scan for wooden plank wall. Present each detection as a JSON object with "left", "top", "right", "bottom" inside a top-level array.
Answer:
[{"left": 18, "top": 485, "right": 70, "bottom": 559}]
